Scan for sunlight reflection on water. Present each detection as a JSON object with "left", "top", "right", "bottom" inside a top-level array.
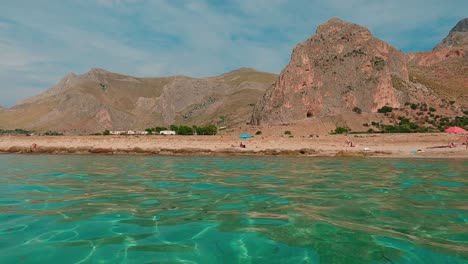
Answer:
[{"left": 0, "top": 155, "right": 467, "bottom": 263}]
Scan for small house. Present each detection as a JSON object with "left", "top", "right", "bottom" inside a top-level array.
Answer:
[{"left": 160, "top": 130, "right": 176, "bottom": 135}]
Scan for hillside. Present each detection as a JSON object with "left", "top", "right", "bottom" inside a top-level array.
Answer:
[
  {"left": 408, "top": 17, "right": 468, "bottom": 107},
  {"left": 0, "top": 68, "right": 276, "bottom": 133}
]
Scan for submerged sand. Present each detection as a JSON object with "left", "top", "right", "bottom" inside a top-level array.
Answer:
[{"left": 0, "top": 133, "right": 467, "bottom": 158}]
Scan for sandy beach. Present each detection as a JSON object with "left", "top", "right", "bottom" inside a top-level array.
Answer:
[{"left": 1, "top": 133, "right": 467, "bottom": 158}]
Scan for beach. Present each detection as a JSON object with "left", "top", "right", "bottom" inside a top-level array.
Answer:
[{"left": 1, "top": 133, "right": 466, "bottom": 158}]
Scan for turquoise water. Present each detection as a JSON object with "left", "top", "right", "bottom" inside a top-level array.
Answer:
[{"left": 0, "top": 155, "right": 467, "bottom": 264}]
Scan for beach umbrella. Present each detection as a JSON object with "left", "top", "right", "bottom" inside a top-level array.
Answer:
[
  {"left": 444, "top": 126, "right": 467, "bottom": 134},
  {"left": 239, "top": 133, "right": 252, "bottom": 139}
]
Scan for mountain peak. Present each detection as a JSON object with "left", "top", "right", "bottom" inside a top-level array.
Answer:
[
  {"left": 450, "top": 17, "right": 468, "bottom": 33},
  {"left": 316, "top": 17, "right": 371, "bottom": 37},
  {"left": 434, "top": 18, "right": 468, "bottom": 50},
  {"left": 86, "top": 68, "right": 113, "bottom": 75}
]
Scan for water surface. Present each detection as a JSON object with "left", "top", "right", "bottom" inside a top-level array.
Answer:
[{"left": 0, "top": 155, "right": 467, "bottom": 263}]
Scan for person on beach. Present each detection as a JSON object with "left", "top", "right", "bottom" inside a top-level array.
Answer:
[
  {"left": 345, "top": 136, "right": 355, "bottom": 147},
  {"left": 427, "top": 142, "right": 456, "bottom": 149},
  {"left": 239, "top": 142, "right": 246, "bottom": 148}
]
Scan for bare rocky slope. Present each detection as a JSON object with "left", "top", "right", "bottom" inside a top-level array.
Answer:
[
  {"left": 252, "top": 18, "right": 466, "bottom": 126},
  {"left": 408, "top": 17, "right": 468, "bottom": 107},
  {"left": 0, "top": 68, "right": 276, "bottom": 133}
]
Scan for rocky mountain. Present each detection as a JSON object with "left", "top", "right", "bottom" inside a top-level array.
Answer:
[
  {"left": 434, "top": 18, "right": 468, "bottom": 50},
  {"left": 0, "top": 68, "right": 276, "bottom": 133},
  {"left": 252, "top": 18, "right": 466, "bottom": 125},
  {"left": 408, "top": 18, "right": 467, "bottom": 107}
]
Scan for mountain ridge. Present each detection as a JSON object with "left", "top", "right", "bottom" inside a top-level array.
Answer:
[
  {"left": 0, "top": 68, "right": 277, "bottom": 133},
  {"left": 1, "top": 18, "right": 466, "bottom": 133}
]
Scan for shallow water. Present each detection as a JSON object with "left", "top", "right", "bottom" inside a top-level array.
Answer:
[{"left": 0, "top": 154, "right": 467, "bottom": 263}]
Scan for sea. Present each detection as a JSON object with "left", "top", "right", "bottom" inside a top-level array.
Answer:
[{"left": 0, "top": 154, "right": 466, "bottom": 263}]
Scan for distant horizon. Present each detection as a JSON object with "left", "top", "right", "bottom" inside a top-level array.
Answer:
[{"left": 0, "top": 0, "right": 467, "bottom": 107}]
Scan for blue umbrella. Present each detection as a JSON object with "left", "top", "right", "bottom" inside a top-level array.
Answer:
[{"left": 239, "top": 133, "right": 252, "bottom": 139}]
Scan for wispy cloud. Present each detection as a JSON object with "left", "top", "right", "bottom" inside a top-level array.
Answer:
[{"left": 0, "top": 0, "right": 466, "bottom": 107}]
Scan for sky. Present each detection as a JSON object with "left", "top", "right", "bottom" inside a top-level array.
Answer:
[{"left": 0, "top": 0, "right": 466, "bottom": 107}]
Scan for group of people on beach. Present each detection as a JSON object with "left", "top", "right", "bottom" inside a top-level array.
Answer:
[{"left": 427, "top": 135, "right": 468, "bottom": 149}]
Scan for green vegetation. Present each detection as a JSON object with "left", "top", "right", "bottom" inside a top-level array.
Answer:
[
  {"left": 255, "top": 131, "right": 262, "bottom": 135},
  {"left": 43, "top": 131, "right": 63, "bottom": 136},
  {"left": 379, "top": 118, "right": 429, "bottom": 133},
  {"left": 284, "top": 131, "right": 292, "bottom": 135},
  {"left": 144, "top": 127, "right": 168, "bottom": 134},
  {"left": 371, "top": 56, "right": 385, "bottom": 71},
  {"left": 377, "top": 106, "right": 393, "bottom": 113},
  {"left": 429, "top": 107, "right": 436, "bottom": 112},
  {"left": 103, "top": 129, "right": 110, "bottom": 135},
  {"left": 334, "top": 126, "right": 350, "bottom": 134},
  {"left": 174, "top": 125, "right": 194, "bottom": 135},
  {"left": 352, "top": 107, "right": 362, "bottom": 114},
  {"left": 435, "top": 116, "right": 468, "bottom": 131},
  {"left": 365, "top": 114, "right": 468, "bottom": 134},
  {"left": 0, "top": 129, "right": 33, "bottom": 136},
  {"left": 194, "top": 125, "right": 217, "bottom": 135},
  {"left": 164, "top": 124, "right": 218, "bottom": 135}
]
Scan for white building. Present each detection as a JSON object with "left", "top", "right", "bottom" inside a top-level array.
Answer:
[
  {"left": 110, "top": 130, "right": 148, "bottom": 135},
  {"left": 159, "top": 130, "right": 176, "bottom": 135},
  {"left": 110, "top": 131, "right": 126, "bottom": 135}
]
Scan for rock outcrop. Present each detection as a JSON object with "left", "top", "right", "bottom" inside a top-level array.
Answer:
[
  {"left": 0, "top": 68, "right": 276, "bottom": 133},
  {"left": 252, "top": 18, "right": 414, "bottom": 124}
]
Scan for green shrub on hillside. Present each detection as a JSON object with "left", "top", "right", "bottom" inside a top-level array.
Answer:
[
  {"left": 334, "top": 127, "right": 350, "bottom": 134},
  {"left": 377, "top": 106, "right": 393, "bottom": 113}
]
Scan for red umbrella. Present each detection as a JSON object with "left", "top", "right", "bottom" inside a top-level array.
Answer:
[{"left": 445, "top": 126, "right": 467, "bottom": 134}]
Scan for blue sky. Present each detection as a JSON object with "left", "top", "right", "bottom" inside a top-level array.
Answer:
[{"left": 0, "top": 0, "right": 466, "bottom": 107}]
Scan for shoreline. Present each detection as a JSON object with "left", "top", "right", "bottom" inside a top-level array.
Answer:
[{"left": 1, "top": 134, "right": 467, "bottom": 158}]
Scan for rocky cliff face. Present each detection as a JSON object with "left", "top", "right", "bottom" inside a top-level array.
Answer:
[
  {"left": 0, "top": 68, "right": 276, "bottom": 133},
  {"left": 252, "top": 18, "right": 416, "bottom": 124},
  {"left": 434, "top": 18, "right": 468, "bottom": 50}
]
